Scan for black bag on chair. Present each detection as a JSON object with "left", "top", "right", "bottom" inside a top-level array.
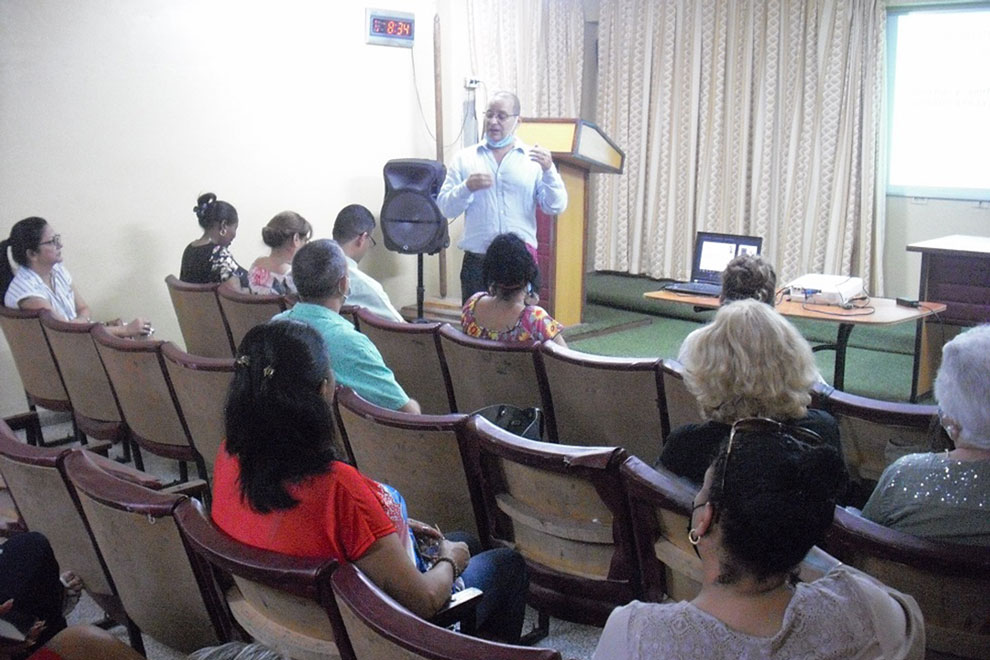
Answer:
[{"left": 473, "top": 404, "right": 544, "bottom": 442}]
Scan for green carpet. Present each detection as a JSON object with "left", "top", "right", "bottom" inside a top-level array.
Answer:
[
  {"left": 574, "top": 273, "right": 931, "bottom": 403},
  {"left": 586, "top": 272, "right": 917, "bottom": 355},
  {"left": 570, "top": 317, "right": 699, "bottom": 359},
  {"left": 562, "top": 303, "right": 652, "bottom": 340}
]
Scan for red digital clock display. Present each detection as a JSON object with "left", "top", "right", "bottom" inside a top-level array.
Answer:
[{"left": 371, "top": 16, "right": 413, "bottom": 40}]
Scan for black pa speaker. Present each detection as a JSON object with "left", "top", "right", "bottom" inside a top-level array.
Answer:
[{"left": 380, "top": 159, "right": 449, "bottom": 255}]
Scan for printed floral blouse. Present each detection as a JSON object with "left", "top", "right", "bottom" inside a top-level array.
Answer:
[
  {"left": 248, "top": 265, "right": 296, "bottom": 296},
  {"left": 461, "top": 291, "right": 563, "bottom": 343}
]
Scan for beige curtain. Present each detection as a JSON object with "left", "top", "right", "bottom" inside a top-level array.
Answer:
[
  {"left": 594, "top": 0, "right": 886, "bottom": 291},
  {"left": 467, "top": 0, "right": 584, "bottom": 118}
]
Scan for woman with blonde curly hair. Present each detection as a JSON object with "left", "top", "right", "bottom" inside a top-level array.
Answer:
[{"left": 656, "top": 298, "right": 840, "bottom": 484}]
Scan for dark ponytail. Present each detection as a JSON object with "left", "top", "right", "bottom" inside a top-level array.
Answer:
[
  {"left": 224, "top": 320, "right": 338, "bottom": 513},
  {"left": 0, "top": 238, "right": 13, "bottom": 300},
  {"left": 1, "top": 217, "right": 49, "bottom": 299}
]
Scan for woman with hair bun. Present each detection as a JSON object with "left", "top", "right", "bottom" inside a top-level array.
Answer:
[
  {"left": 594, "top": 420, "right": 924, "bottom": 659},
  {"left": 460, "top": 232, "right": 565, "bottom": 345},
  {"left": 247, "top": 211, "right": 311, "bottom": 295},
  {"left": 2, "top": 216, "right": 152, "bottom": 337},
  {"left": 180, "top": 192, "right": 248, "bottom": 291}
]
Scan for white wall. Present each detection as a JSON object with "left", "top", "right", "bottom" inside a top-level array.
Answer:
[
  {"left": 883, "top": 197, "right": 990, "bottom": 299},
  {"left": 0, "top": 1, "right": 475, "bottom": 417}
]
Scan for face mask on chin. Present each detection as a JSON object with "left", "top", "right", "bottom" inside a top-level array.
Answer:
[{"left": 486, "top": 132, "right": 515, "bottom": 149}]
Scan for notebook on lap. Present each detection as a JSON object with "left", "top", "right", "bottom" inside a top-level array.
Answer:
[{"left": 664, "top": 232, "right": 763, "bottom": 297}]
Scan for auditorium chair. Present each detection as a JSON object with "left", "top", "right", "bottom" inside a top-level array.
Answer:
[
  {"left": 658, "top": 358, "right": 701, "bottom": 441},
  {"left": 161, "top": 341, "right": 235, "bottom": 480},
  {"left": 619, "top": 456, "right": 703, "bottom": 602},
  {"left": 175, "top": 496, "right": 352, "bottom": 660},
  {"left": 438, "top": 326, "right": 555, "bottom": 439},
  {"left": 216, "top": 287, "right": 288, "bottom": 351},
  {"left": 354, "top": 307, "right": 454, "bottom": 414},
  {"left": 165, "top": 275, "right": 234, "bottom": 358},
  {"left": 460, "top": 415, "right": 637, "bottom": 629},
  {"left": 810, "top": 382, "right": 943, "bottom": 484},
  {"left": 63, "top": 450, "right": 217, "bottom": 654},
  {"left": 92, "top": 325, "right": 207, "bottom": 482},
  {"left": 0, "top": 423, "right": 148, "bottom": 649},
  {"left": 339, "top": 304, "right": 361, "bottom": 330},
  {"left": 331, "top": 563, "right": 563, "bottom": 660},
  {"left": 538, "top": 341, "right": 664, "bottom": 463},
  {"left": 39, "top": 311, "right": 132, "bottom": 460},
  {"left": 0, "top": 305, "right": 78, "bottom": 446},
  {"left": 823, "top": 506, "right": 990, "bottom": 659},
  {"left": 334, "top": 387, "right": 476, "bottom": 536}
]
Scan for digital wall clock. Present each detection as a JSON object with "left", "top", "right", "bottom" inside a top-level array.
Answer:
[{"left": 366, "top": 8, "right": 415, "bottom": 48}]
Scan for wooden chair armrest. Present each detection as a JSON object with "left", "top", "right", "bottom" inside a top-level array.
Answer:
[
  {"left": 428, "top": 587, "right": 483, "bottom": 632},
  {"left": 81, "top": 448, "right": 163, "bottom": 489},
  {"left": 162, "top": 479, "right": 209, "bottom": 499}
]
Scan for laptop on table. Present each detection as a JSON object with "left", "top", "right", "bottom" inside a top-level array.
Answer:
[{"left": 664, "top": 232, "right": 764, "bottom": 297}]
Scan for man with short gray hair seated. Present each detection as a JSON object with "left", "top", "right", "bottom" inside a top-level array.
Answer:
[{"left": 274, "top": 239, "right": 420, "bottom": 414}]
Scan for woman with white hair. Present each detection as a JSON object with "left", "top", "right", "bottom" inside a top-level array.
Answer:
[
  {"left": 862, "top": 324, "right": 990, "bottom": 545},
  {"left": 657, "top": 298, "right": 841, "bottom": 485}
]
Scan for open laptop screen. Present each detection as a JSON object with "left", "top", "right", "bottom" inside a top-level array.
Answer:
[{"left": 692, "top": 232, "right": 763, "bottom": 284}]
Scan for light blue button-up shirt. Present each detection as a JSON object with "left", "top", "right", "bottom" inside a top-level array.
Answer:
[{"left": 437, "top": 139, "right": 568, "bottom": 254}]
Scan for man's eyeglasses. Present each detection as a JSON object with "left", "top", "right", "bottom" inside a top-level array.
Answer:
[
  {"left": 484, "top": 110, "right": 519, "bottom": 123},
  {"left": 364, "top": 232, "right": 377, "bottom": 247},
  {"left": 721, "top": 417, "right": 824, "bottom": 494},
  {"left": 39, "top": 234, "right": 62, "bottom": 249}
]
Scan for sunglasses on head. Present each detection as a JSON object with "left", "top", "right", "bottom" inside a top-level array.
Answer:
[{"left": 721, "top": 417, "right": 824, "bottom": 494}]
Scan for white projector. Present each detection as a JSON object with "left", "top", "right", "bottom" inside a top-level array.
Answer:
[{"left": 784, "top": 274, "right": 866, "bottom": 307}]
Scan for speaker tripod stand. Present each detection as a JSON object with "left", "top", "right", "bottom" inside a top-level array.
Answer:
[{"left": 414, "top": 253, "right": 427, "bottom": 322}]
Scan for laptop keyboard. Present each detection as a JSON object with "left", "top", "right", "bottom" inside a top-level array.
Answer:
[{"left": 664, "top": 281, "right": 722, "bottom": 297}]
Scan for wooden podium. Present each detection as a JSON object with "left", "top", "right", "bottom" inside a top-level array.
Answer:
[{"left": 515, "top": 119, "right": 624, "bottom": 326}]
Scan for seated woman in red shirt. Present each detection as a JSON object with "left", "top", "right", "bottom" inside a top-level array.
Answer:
[
  {"left": 461, "top": 233, "right": 565, "bottom": 345},
  {"left": 211, "top": 320, "right": 528, "bottom": 643}
]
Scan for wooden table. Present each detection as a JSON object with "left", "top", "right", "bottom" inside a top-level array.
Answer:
[
  {"left": 644, "top": 289, "right": 946, "bottom": 401},
  {"left": 906, "top": 234, "right": 990, "bottom": 325}
]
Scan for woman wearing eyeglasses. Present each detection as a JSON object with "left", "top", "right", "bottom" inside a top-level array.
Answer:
[
  {"left": 594, "top": 419, "right": 924, "bottom": 659},
  {"left": 1, "top": 217, "right": 152, "bottom": 337},
  {"left": 247, "top": 211, "right": 311, "bottom": 295},
  {"left": 656, "top": 298, "right": 841, "bottom": 486}
]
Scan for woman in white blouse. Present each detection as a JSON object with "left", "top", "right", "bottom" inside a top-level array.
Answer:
[
  {"left": 594, "top": 419, "right": 925, "bottom": 660},
  {"left": 1, "top": 216, "right": 151, "bottom": 336}
]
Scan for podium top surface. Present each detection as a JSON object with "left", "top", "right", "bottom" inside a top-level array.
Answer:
[{"left": 516, "top": 118, "right": 624, "bottom": 174}]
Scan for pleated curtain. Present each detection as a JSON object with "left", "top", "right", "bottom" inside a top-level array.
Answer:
[
  {"left": 593, "top": 0, "right": 887, "bottom": 291},
  {"left": 466, "top": 0, "right": 584, "bottom": 123}
]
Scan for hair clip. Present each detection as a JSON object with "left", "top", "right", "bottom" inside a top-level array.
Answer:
[
  {"left": 235, "top": 355, "right": 250, "bottom": 367},
  {"left": 263, "top": 365, "right": 275, "bottom": 379}
]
